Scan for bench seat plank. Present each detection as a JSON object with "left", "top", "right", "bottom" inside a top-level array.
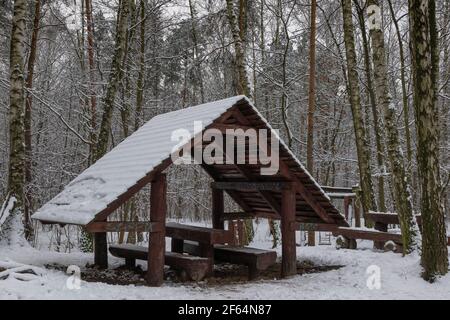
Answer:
[
  {"left": 183, "top": 241, "right": 277, "bottom": 280},
  {"left": 333, "top": 227, "right": 403, "bottom": 243},
  {"left": 166, "top": 222, "right": 233, "bottom": 244},
  {"left": 109, "top": 244, "right": 210, "bottom": 281}
]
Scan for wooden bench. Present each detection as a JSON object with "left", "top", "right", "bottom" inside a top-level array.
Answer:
[
  {"left": 333, "top": 227, "right": 404, "bottom": 252},
  {"left": 166, "top": 222, "right": 234, "bottom": 275},
  {"left": 166, "top": 222, "right": 233, "bottom": 244},
  {"left": 109, "top": 244, "right": 210, "bottom": 281},
  {"left": 366, "top": 212, "right": 422, "bottom": 226},
  {"left": 183, "top": 241, "right": 277, "bottom": 280}
]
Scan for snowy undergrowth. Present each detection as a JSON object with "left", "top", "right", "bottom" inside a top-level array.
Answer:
[{"left": 1, "top": 220, "right": 449, "bottom": 300}]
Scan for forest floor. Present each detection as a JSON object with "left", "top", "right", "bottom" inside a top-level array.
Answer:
[{"left": 1, "top": 222, "right": 450, "bottom": 299}]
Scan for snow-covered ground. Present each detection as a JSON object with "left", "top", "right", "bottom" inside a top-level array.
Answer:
[{"left": 1, "top": 222, "right": 450, "bottom": 300}]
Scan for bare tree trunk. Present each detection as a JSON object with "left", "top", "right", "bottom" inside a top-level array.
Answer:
[
  {"left": 23, "top": 0, "right": 41, "bottom": 240},
  {"left": 95, "top": 0, "right": 130, "bottom": 161},
  {"left": 354, "top": 0, "right": 386, "bottom": 212},
  {"left": 341, "top": 0, "right": 377, "bottom": 216},
  {"left": 367, "top": 0, "right": 419, "bottom": 254},
  {"left": 306, "top": 0, "right": 317, "bottom": 246},
  {"left": 189, "top": 0, "right": 205, "bottom": 104},
  {"left": 409, "top": 0, "right": 449, "bottom": 281},
  {"left": 226, "top": 0, "right": 254, "bottom": 244},
  {"left": 226, "top": 0, "right": 252, "bottom": 99},
  {"left": 386, "top": 0, "right": 413, "bottom": 168},
  {"left": 4, "top": 0, "right": 28, "bottom": 242},
  {"left": 135, "top": 0, "right": 145, "bottom": 131},
  {"left": 85, "top": 0, "right": 97, "bottom": 163}
]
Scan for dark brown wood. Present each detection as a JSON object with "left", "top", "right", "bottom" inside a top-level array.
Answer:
[
  {"left": 321, "top": 186, "right": 355, "bottom": 194},
  {"left": 171, "top": 239, "right": 184, "bottom": 253},
  {"left": 125, "top": 257, "right": 136, "bottom": 268},
  {"left": 147, "top": 173, "right": 166, "bottom": 286},
  {"left": 201, "top": 164, "right": 254, "bottom": 213},
  {"left": 86, "top": 221, "right": 162, "bottom": 233},
  {"left": 293, "top": 222, "right": 340, "bottom": 232},
  {"left": 221, "top": 212, "right": 254, "bottom": 221},
  {"left": 234, "top": 165, "right": 282, "bottom": 215},
  {"left": 199, "top": 243, "right": 214, "bottom": 276},
  {"left": 237, "top": 220, "right": 245, "bottom": 246},
  {"left": 220, "top": 211, "right": 278, "bottom": 221},
  {"left": 269, "top": 143, "right": 337, "bottom": 225},
  {"left": 212, "top": 181, "right": 289, "bottom": 191},
  {"left": 333, "top": 227, "right": 403, "bottom": 243},
  {"left": 366, "top": 211, "right": 423, "bottom": 226},
  {"left": 281, "top": 187, "right": 297, "bottom": 278},
  {"left": 183, "top": 241, "right": 277, "bottom": 280},
  {"left": 109, "top": 244, "right": 210, "bottom": 281},
  {"left": 94, "top": 229, "right": 108, "bottom": 269},
  {"left": 212, "top": 188, "right": 224, "bottom": 229},
  {"left": 166, "top": 222, "right": 233, "bottom": 245}
]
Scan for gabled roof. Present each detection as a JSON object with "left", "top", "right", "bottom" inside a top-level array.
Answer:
[{"left": 32, "top": 96, "right": 347, "bottom": 227}]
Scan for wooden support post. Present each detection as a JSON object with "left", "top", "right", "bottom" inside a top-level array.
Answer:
[
  {"left": 281, "top": 186, "right": 297, "bottom": 278},
  {"left": 94, "top": 230, "right": 108, "bottom": 269},
  {"left": 212, "top": 188, "right": 224, "bottom": 230},
  {"left": 199, "top": 243, "right": 214, "bottom": 276},
  {"left": 147, "top": 173, "right": 167, "bottom": 286},
  {"left": 238, "top": 220, "right": 245, "bottom": 246}
]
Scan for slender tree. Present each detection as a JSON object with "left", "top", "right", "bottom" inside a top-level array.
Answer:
[
  {"left": 306, "top": 0, "right": 317, "bottom": 246},
  {"left": 135, "top": 0, "right": 146, "bottom": 131},
  {"left": 386, "top": 0, "right": 413, "bottom": 167},
  {"left": 85, "top": 0, "right": 97, "bottom": 163},
  {"left": 23, "top": 0, "right": 42, "bottom": 240},
  {"left": 226, "top": 0, "right": 252, "bottom": 99},
  {"left": 354, "top": 0, "right": 386, "bottom": 213},
  {"left": 409, "top": 0, "right": 448, "bottom": 281},
  {"left": 95, "top": 0, "right": 130, "bottom": 161},
  {"left": 367, "top": 0, "right": 419, "bottom": 253},
  {"left": 2, "top": 0, "right": 28, "bottom": 242},
  {"left": 341, "top": 0, "right": 377, "bottom": 216}
]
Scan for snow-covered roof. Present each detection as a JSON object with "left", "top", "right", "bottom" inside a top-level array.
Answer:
[{"left": 32, "top": 96, "right": 345, "bottom": 226}]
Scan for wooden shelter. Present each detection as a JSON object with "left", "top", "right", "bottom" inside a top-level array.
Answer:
[{"left": 32, "top": 96, "right": 348, "bottom": 286}]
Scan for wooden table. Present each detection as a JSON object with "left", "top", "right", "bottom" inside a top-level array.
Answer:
[{"left": 166, "top": 222, "right": 234, "bottom": 275}]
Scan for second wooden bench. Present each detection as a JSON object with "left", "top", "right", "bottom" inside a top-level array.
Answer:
[{"left": 183, "top": 241, "right": 277, "bottom": 280}]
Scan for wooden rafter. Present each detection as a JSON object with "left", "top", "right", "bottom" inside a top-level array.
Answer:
[{"left": 86, "top": 221, "right": 163, "bottom": 233}]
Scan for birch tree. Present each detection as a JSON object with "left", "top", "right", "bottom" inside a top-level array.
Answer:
[
  {"left": 409, "top": 0, "right": 448, "bottom": 281},
  {"left": 226, "top": 0, "right": 252, "bottom": 99},
  {"left": 341, "top": 0, "right": 377, "bottom": 216},
  {"left": 354, "top": 0, "right": 386, "bottom": 212},
  {"left": 95, "top": 0, "right": 130, "bottom": 161},
  {"left": 367, "top": 0, "right": 419, "bottom": 253},
  {"left": 2, "top": 0, "right": 28, "bottom": 242}
]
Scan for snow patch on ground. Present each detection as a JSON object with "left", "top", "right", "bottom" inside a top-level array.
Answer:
[{"left": 1, "top": 220, "right": 449, "bottom": 299}]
